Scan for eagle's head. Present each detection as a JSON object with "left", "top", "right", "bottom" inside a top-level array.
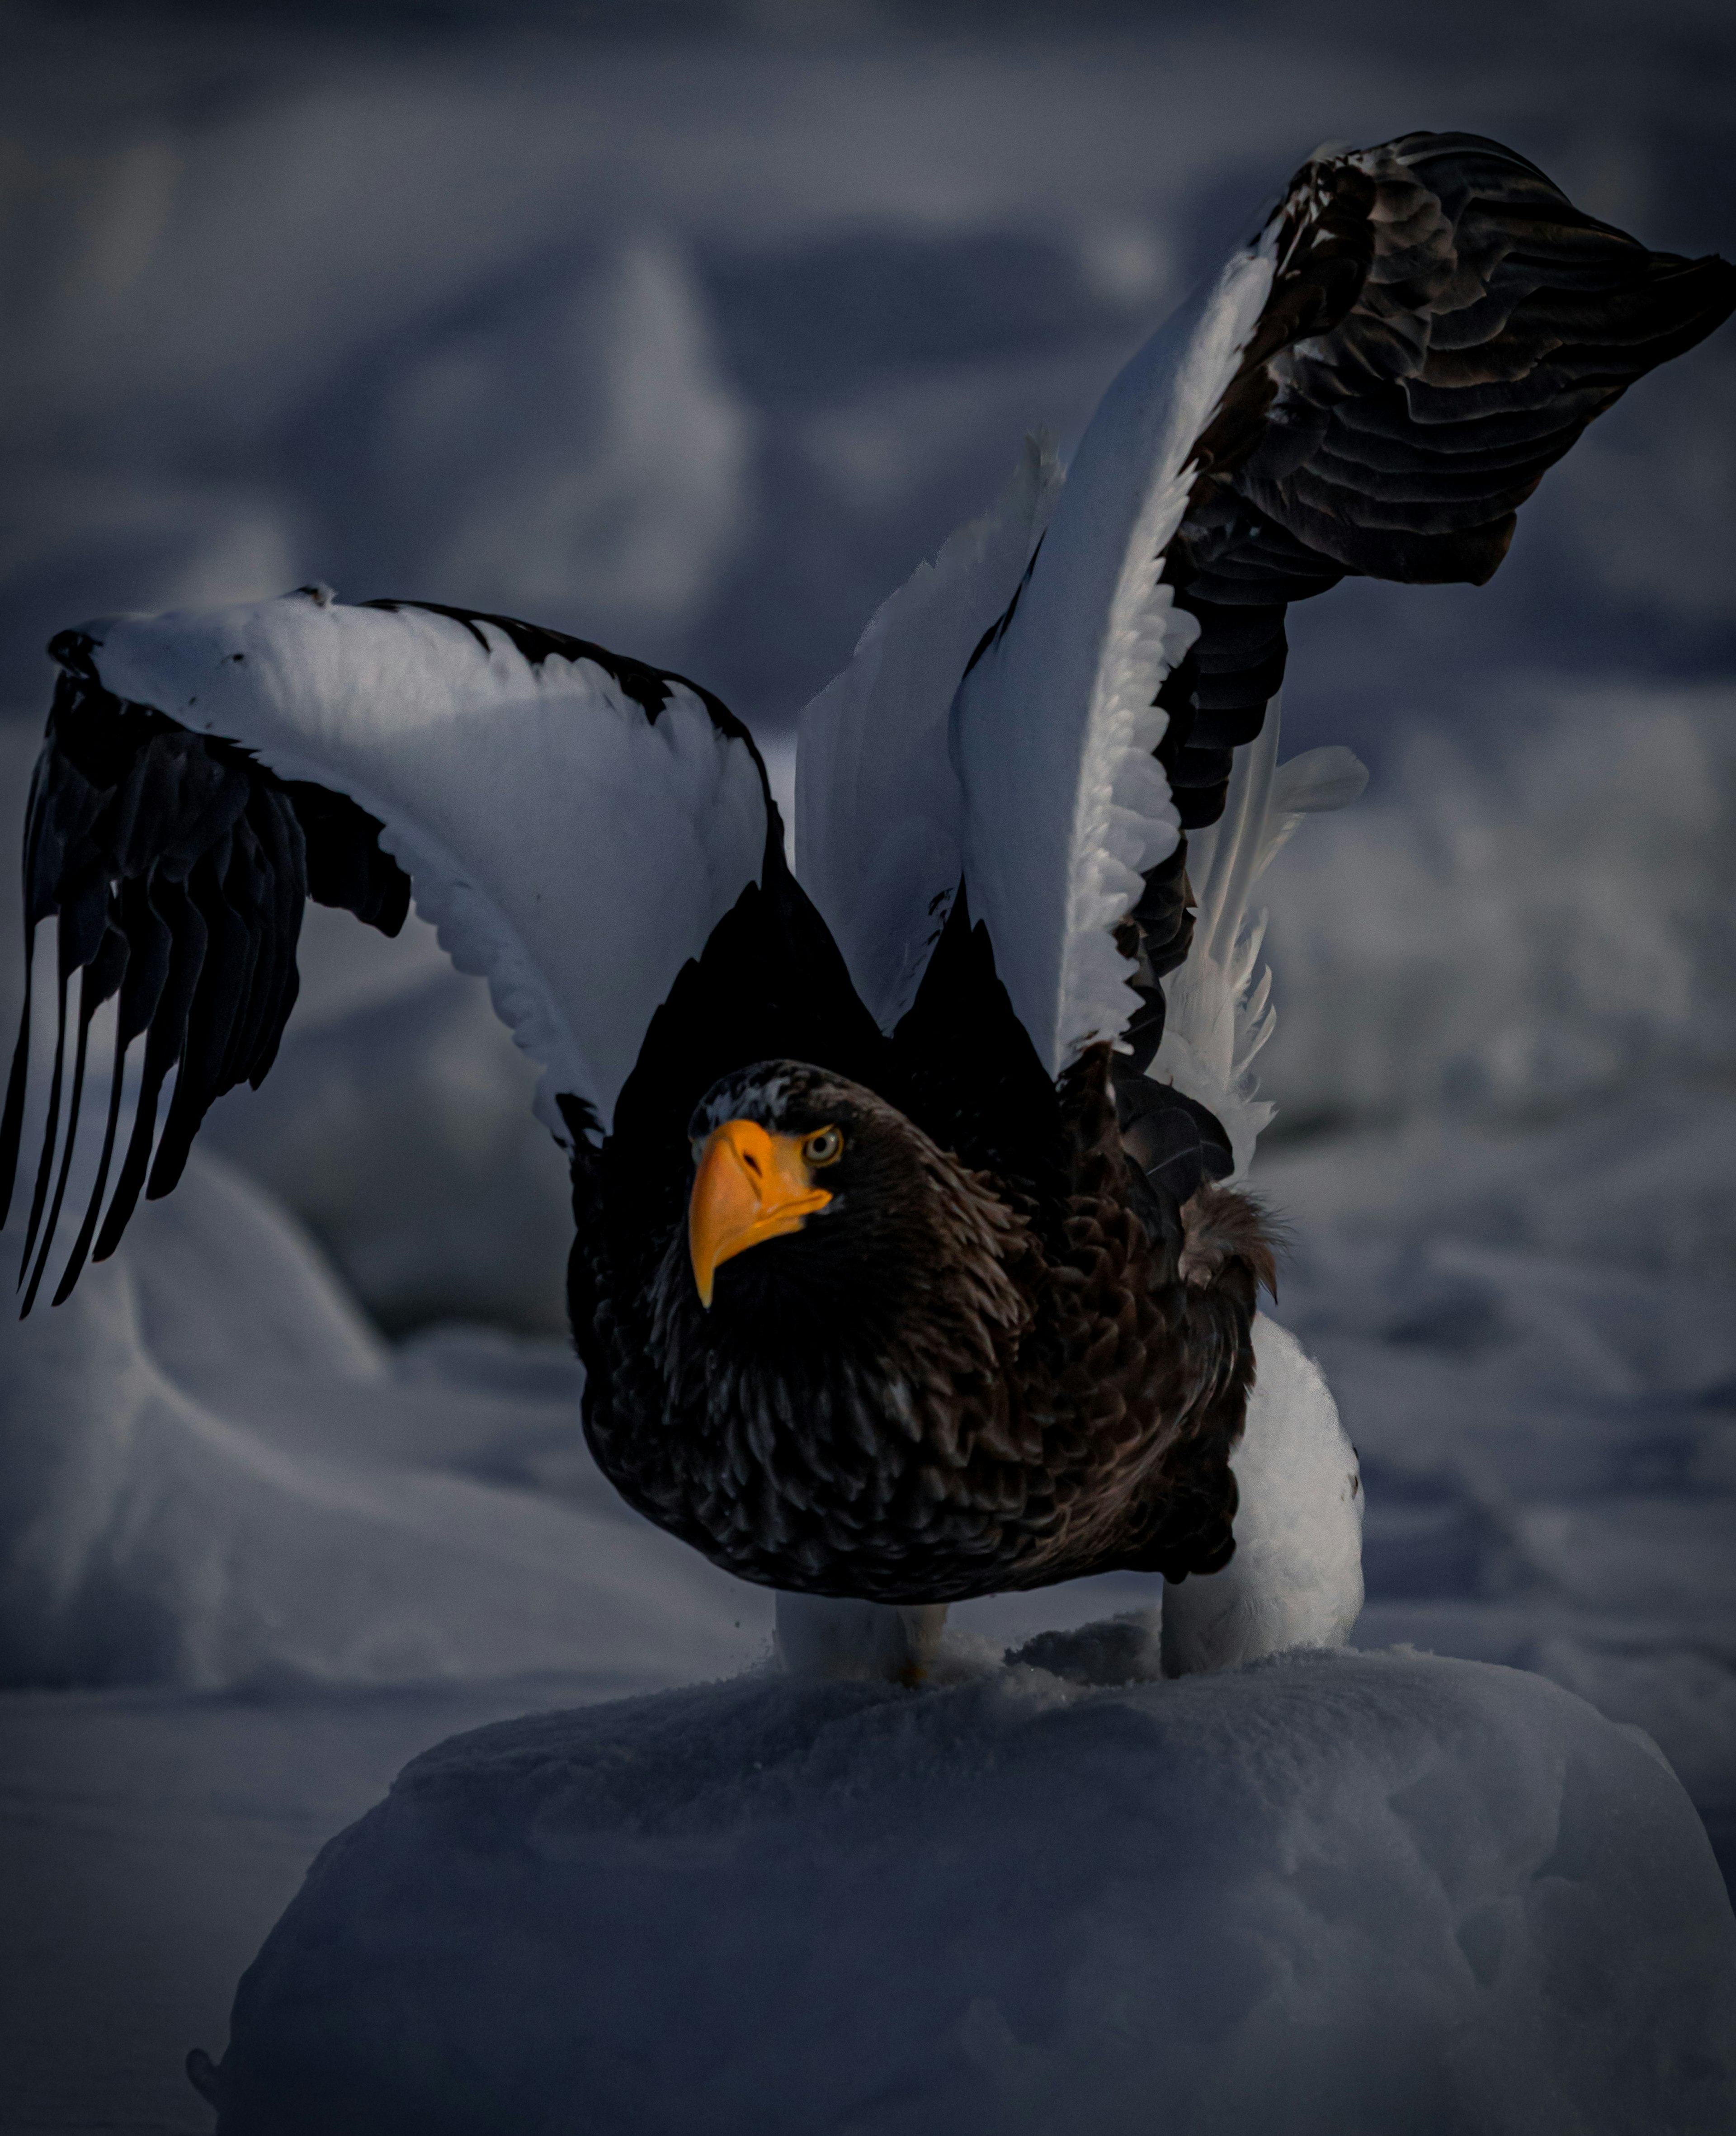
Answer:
[{"left": 663, "top": 1060, "right": 1029, "bottom": 1376}]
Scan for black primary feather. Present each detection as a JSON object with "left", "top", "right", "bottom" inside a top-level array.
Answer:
[
  {"left": 1165, "top": 132, "right": 1736, "bottom": 820},
  {"left": 0, "top": 658, "right": 410, "bottom": 1307}
]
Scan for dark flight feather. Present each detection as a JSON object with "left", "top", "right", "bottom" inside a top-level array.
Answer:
[
  {"left": 0, "top": 662, "right": 410, "bottom": 1307},
  {"left": 1165, "top": 132, "right": 1736, "bottom": 819}
]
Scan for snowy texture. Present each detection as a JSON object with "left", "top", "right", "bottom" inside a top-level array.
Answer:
[
  {"left": 203, "top": 943, "right": 574, "bottom": 1334},
  {"left": 1162, "top": 1312, "right": 1363, "bottom": 1676},
  {"left": 1257, "top": 682, "right": 1736, "bottom": 1128},
  {"left": 368, "top": 237, "right": 749, "bottom": 637},
  {"left": 1152, "top": 703, "right": 1368, "bottom": 1173},
  {"left": 0, "top": 1151, "right": 769, "bottom": 1689},
  {"left": 201, "top": 1650, "right": 1736, "bottom": 2136},
  {"left": 796, "top": 433, "right": 1060, "bottom": 1027},
  {"left": 83, "top": 592, "right": 769, "bottom": 1136},
  {"left": 952, "top": 246, "right": 1277, "bottom": 1074}
]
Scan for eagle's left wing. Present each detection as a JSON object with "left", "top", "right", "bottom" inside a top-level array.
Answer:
[{"left": 949, "top": 131, "right": 1735, "bottom": 1182}]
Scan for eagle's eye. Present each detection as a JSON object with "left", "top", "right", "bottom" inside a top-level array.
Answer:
[{"left": 803, "top": 1126, "right": 844, "bottom": 1168}]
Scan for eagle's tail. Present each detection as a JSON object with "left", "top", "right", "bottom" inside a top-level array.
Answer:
[{"left": 1149, "top": 699, "right": 1367, "bottom": 1178}]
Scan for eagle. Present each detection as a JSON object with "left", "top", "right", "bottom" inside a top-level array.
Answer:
[{"left": 5, "top": 135, "right": 1731, "bottom": 1674}]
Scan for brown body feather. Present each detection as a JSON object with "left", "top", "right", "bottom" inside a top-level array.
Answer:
[{"left": 576, "top": 1048, "right": 1271, "bottom": 1605}]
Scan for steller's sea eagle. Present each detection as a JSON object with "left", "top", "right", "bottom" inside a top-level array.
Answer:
[{"left": 5, "top": 134, "right": 1731, "bottom": 1677}]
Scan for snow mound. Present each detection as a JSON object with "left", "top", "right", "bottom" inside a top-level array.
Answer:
[
  {"left": 201, "top": 1649, "right": 1736, "bottom": 2136},
  {"left": 0, "top": 1151, "right": 767, "bottom": 1689}
]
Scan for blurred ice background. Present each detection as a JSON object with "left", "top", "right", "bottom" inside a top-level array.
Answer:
[{"left": 0, "top": 1, "right": 1733, "bottom": 2126}]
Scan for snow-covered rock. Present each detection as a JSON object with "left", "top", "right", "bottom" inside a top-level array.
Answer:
[{"left": 198, "top": 1647, "right": 1736, "bottom": 2136}]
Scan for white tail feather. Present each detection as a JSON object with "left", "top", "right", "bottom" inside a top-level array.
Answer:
[{"left": 1148, "top": 698, "right": 1367, "bottom": 1176}]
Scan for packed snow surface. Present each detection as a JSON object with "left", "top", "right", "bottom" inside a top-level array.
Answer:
[{"left": 201, "top": 1650, "right": 1736, "bottom": 2136}]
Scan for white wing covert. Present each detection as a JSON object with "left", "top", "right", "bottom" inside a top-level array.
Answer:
[
  {"left": 794, "top": 433, "right": 1060, "bottom": 1030},
  {"left": 2, "top": 590, "right": 774, "bottom": 1309}
]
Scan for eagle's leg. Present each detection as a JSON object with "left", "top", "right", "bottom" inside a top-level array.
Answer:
[
  {"left": 774, "top": 1593, "right": 950, "bottom": 1684},
  {"left": 1160, "top": 1313, "right": 1364, "bottom": 1676}
]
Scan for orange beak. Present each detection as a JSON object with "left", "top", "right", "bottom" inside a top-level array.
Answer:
[{"left": 688, "top": 1119, "right": 833, "bottom": 1308}]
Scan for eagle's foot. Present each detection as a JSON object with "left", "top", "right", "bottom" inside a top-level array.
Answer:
[{"left": 774, "top": 1594, "right": 950, "bottom": 1684}]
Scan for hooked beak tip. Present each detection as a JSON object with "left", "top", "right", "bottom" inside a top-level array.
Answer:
[{"left": 688, "top": 1118, "right": 831, "bottom": 1307}]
